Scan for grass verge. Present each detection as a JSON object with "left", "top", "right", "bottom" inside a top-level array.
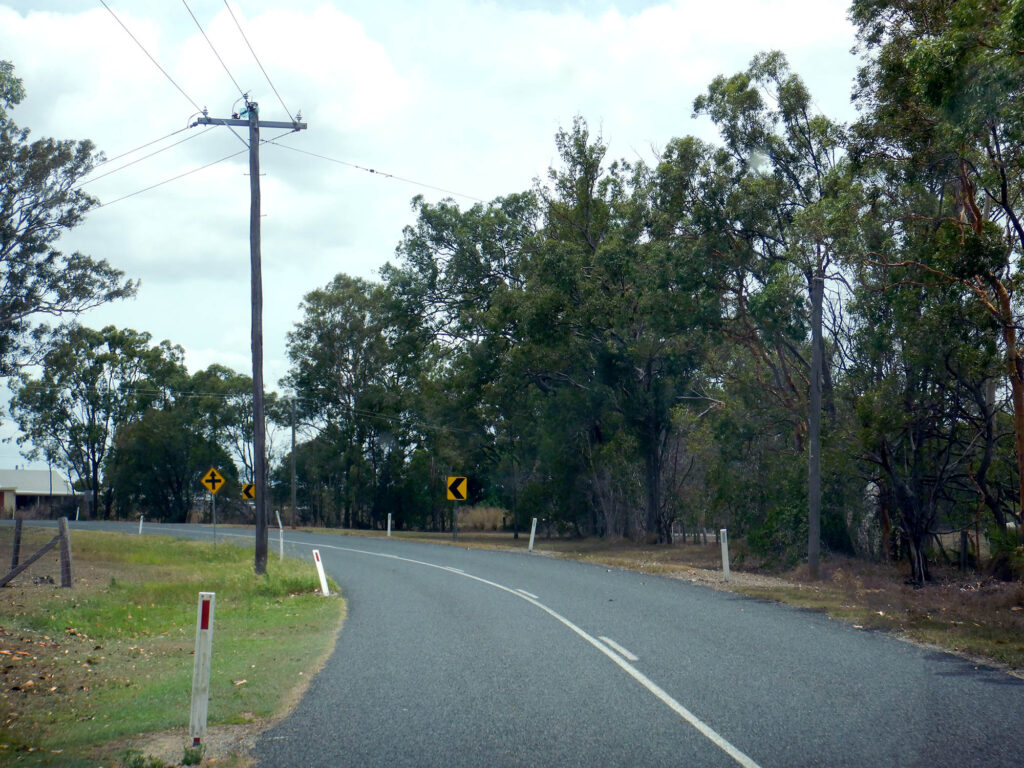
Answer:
[{"left": 0, "top": 526, "right": 344, "bottom": 767}]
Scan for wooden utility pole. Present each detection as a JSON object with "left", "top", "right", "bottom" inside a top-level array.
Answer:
[
  {"left": 290, "top": 397, "right": 297, "bottom": 528},
  {"left": 195, "top": 102, "right": 307, "bottom": 575},
  {"left": 808, "top": 268, "right": 824, "bottom": 580}
]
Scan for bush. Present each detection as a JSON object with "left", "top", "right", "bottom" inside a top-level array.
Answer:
[
  {"left": 987, "top": 524, "right": 1024, "bottom": 581},
  {"left": 747, "top": 503, "right": 809, "bottom": 568}
]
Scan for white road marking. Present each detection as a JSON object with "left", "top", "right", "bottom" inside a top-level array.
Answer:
[
  {"left": 515, "top": 588, "right": 539, "bottom": 599},
  {"left": 196, "top": 529, "right": 762, "bottom": 768},
  {"left": 598, "top": 636, "right": 639, "bottom": 662}
]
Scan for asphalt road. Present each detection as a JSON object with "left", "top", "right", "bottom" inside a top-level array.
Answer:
[{"left": 11, "top": 521, "right": 1024, "bottom": 766}]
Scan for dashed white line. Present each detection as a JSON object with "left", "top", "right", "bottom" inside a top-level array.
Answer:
[
  {"left": 598, "top": 636, "right": 639, "bottom": 662},
  {"left": 187, "top": 529, "right": 762, "bottom": 768},
  {"left": 515, "top": 588, "right": 539, "bottom": 599}
]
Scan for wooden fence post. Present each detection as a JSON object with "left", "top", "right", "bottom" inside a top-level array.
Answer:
[
  {"left": 10, "top": 517, "right": 22, "bottom": 572},
  {"left": 58, "top": 517, "right": 73, "bottom": 588}
]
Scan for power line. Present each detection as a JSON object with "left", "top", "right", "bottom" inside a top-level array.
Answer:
[
  {"left": 222, "top": 0, "right": 295, "bottom": 120},
  {"left": 94, "top": 129, "right": 297, "bottom": 209},
  {"left": 92, "top": 126, "right": 190, "bottom": 169},
  {"left": 95, "top": 148, "right": 247, "bottom": 208},
  {"left": 181, "top": 0, "right": 246, "bottom": 99},
  {"left": 99, "top": 0, "right": 203, "bottom": 113},
  {"left": 77, "top": 126, "right": 216, "bottom": 188},
  {"left": 266, "top": 139, "right": 485, "bottom": 203}
]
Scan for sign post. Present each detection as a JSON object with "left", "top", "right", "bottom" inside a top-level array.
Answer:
[
  {"left": 275, "top": 510, "right": 284, "bottom": 561},
  {"left": 189, "top": 592, "right": 215, "bottom": 747},
  {"left": 387, "top": 512, "right": 392, "bottom": 537},
  {"left": 201, "top": 468, "right": 225, "bottom": 549},
  {"left": 446, "top": 476, "right": 467, "bottom": 541},
  {"left": 529, "top": 517, "right": 538, "bottom": 552}
]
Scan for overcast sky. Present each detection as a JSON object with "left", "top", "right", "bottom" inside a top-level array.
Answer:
[{"left": 0, "top": 0, "right": 861, "bottom": 468}]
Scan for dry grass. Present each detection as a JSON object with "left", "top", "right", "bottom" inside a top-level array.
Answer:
[{"left": 455, "top": 506, "right": 506, "bottom": 532}]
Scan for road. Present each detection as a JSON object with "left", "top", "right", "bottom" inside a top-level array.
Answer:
[{"left": 11, "top": 521, "right": 1024, "bottom": 766}]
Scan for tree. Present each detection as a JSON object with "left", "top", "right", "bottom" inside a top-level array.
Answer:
[
  {"left": 691, "top": 52, "right": 860, "bottom": 575},
  {"left": 523, "top": 118, "right": 722, "bottom": 542},
  {"left": 105, "top": 405, "right": 236, "bottom": 523},
  {"left": 850, "top": 0, "right": 1024, "bottom": 530},
  {"left": 284, "top": 275, "right": 420, "bottom": 529},
  {"left": 0, "top": 61, "right": 135, "bottom": 374},
  {"left": 8, "top": 325, "right": 185, "bottom": 518}
]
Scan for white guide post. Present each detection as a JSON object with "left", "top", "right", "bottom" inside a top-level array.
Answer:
[
  {"left": 312, "top": 549, "right": 330, "bottom": 596},
  {"left": 387, "top": 513, "right": 392, "bottom": 537},
  {"left": 138, "top": 515, "right": 144, "bottom": 535},
  {"left": 189, "top": 592, "right": 215, "bottom": 746},
  {"left": 720, "top": 528, "right": 730, "bottom": 582},
  {"left": 528, "top": 517, "right": 538, "bottom": 552},
  {"left": 276, "top": 510, "right": 284, "bottom": 561}
]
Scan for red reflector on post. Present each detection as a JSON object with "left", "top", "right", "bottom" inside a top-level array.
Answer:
[
  {"left": 200, "top": 599, "right": 211, "bottom": 630},
  {"left": 314, "top": 551, "right": 321, "bottom": 562}
]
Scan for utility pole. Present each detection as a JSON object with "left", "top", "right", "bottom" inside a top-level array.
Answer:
[
  {"left": 195, "top": 100, "right": 307, "bottom": 575},
  {"left": 808, "top": 267, "right": 824, "bottom": 580},
  {"left": 290, "top": 397, "right": 297, "bottom": 528}
]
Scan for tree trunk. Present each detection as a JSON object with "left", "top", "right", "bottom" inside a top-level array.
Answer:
[{"left": 643, "top": 444, "right": 662, "bottom": 543}]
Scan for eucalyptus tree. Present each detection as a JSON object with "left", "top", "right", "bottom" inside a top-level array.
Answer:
[
  {"left": 690, "top": 52, "right": 861, "bottom": 575},
  {"left": 523, "top": 118, "right": 723, "bottom": 542},
  {"left": 850, "top": 0, "right": 1024, "bottom": 529},
  {"left": 847, "top": 248, "right": 1004, "bottom": 583},
  {"left": 8, "top": 325, "right": 185, "bottom": 518},
  {"left": 284, "top": 274, "right": 420, "bottom": 529},
  {"left": 105, "top": 405, "right": 236, "bottom": 523},
  {"left": 385, "top": 191, "right": 541, "bottom": 527},
  {"left": 0, "top": 61, "right": 135, "bottom": 375}
]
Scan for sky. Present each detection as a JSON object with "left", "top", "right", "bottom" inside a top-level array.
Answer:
[{"left": 0, "top": 0, "right": 861, "bottom": 468}]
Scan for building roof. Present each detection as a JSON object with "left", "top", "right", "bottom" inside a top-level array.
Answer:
[{"left": 0, "top": 469, "right": 76, "bottom": 496}]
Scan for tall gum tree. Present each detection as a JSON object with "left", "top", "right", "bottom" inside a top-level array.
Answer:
[
  {"left": 851, "top": 0, "right": 1024, "bottom": 531},
  {"left": 526, "top": 118, "right": 722, "bottom": 542},
  {"left": 691, "top": 52, "right": 860, "bottom": 576}
]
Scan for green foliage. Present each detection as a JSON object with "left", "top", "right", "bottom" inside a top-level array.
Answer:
[
  {"left": 0, "top": 61, "right": 135, "bottom": 374},
  {"left": 747, "top": 502, "right": 809, "bottom": 568},
  {"left": 120, "top": 750, "right": 167, "bottom": 768},
  {"left": 181, "top": 743, "right": 205, "bottom": 766},
  {"left": 9, "top": 324, "right": 186, "bottom": 518}
]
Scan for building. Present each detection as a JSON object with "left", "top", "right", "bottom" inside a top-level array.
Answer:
[{"left": 0, "top": 469, "right": 80, "bottom": 518}]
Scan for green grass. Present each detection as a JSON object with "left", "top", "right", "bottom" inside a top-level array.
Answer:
[{"left": 0, "top": 528, "right": 344, "bottom": 767}]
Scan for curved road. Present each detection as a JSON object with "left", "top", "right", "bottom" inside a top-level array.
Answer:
[{"left": 17, "top": 521, "right": 1024, "bottom": 767}]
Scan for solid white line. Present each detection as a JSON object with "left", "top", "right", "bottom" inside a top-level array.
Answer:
[
  {"left": 196, "top": 530, "right": 762, "bottom": 768},
  {"left": 515, "top": 588, "right": 539, "bottom": 599},
  {"left": 598, "top": 636, "right": 639, "bottom": 662}
]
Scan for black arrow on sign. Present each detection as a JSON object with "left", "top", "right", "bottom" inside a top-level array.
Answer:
[
  {"left": 205, "top": 471, "right": 223, "bottom": 490},
  {"left": 448, "top": 477, "right": 466, "bottom": 501}
]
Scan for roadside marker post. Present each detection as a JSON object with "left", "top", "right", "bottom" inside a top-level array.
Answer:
[
  {"left": 276, "top": 511, "right": 284, "bottom": 561},
  {"left": 312, "top": 550, "right": 330, "bottom": 596},
  {"left": 189, "top": 592, "right": 215, "bottom": 747},
  {"left": 720, "top": 528, "right": 730, "bottom": 582},
  {"left": 528, "top": 517, "right": 537, "bottom": 552},
  {"left": 387, "top": 513, "right": 392, "bottom": 537},
  {"left": 138, "top": 515, "right": 144, "bottom": 535}
]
